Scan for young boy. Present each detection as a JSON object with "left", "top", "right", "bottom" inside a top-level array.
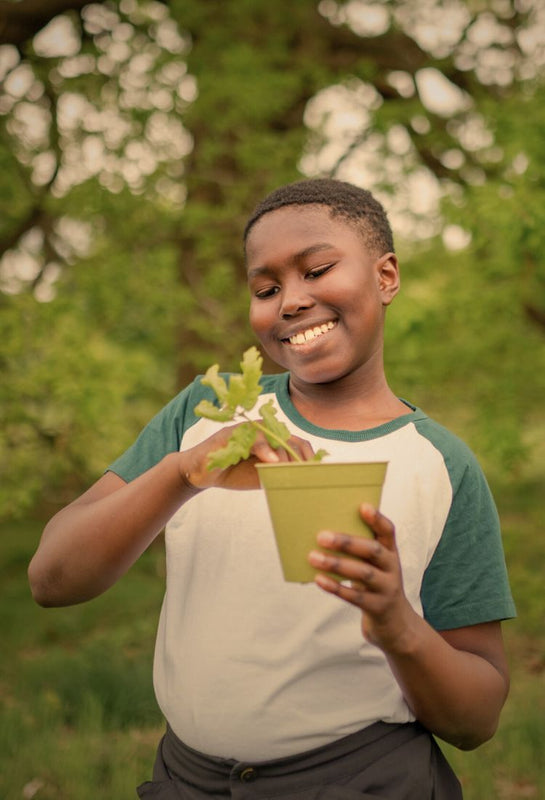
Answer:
[{"left": 29, "top": 178, "right": 515, "bottom": 799}]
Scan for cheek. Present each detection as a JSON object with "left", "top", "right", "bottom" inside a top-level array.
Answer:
[{"left": 248, "top": 302, "right": 269, "bottom": 337}]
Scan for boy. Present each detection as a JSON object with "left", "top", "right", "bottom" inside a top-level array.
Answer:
[{"left": 29, "top": 179, "right": 515, "bottom": 799}]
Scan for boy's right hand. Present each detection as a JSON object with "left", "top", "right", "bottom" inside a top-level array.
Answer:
[{"left": 179, "top": 424, "right": 315, "bottom": 491}]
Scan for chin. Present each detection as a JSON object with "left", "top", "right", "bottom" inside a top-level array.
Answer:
[{"left": 290, "top": 364, "right": 347, "bottom": 385}]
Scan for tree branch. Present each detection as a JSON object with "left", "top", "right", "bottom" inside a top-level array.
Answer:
[
  {"left": 0, "top": 0, "right": 90, "bottom": 46},
  {"left": 0, "top": 206, "right": 42, "bottom": 256},
  {"left": 524, "top": 303, "right": 545, "bottom": 333}
]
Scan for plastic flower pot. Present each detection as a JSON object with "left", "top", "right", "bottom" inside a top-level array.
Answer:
[{"left": 256, "top": 461, "right": 388, "bottom": 583}]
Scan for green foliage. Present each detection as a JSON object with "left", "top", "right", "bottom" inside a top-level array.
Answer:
[
  {"left": 0, "top": 290, "right": 175, "bottom": 519},
  {"left": 195, "top": 346, "right": 327, "bottom": 467},
  {"left": 258, "top": 400, "right": 297, "bottom": 450},
  {"left": 0, "top": 0, "right": 544, "bottom": 515},
  {"left": 1, "top": 517, "right": 164, "bottom": 799},
  {"left": 206, "top": 423, "right": 258, "bottom": 470},
  {"left": 384, "top": 227, "right": 545, "bottom": 479},
  {"left": 198, "top": 346, "right": 263, "bottom": 413},
  {"left": 394, "top": 86, "right": 545, "bottom": 478}
]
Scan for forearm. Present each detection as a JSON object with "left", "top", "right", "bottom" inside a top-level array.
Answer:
[
  {"left": 28, "top": 421, "right": 292, "bottom": 607},
  {"left": 28, "top": 453, "right": 198, "bottom": 607},
  {"left": 384, "top": 614, "right": 509, "bottom": 749},
  {"left": 310, "top": 514, "right": 510, "bottom": 751}
]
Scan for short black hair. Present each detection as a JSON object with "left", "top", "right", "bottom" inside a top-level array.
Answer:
[{"left": 244, "top": 178, "right": 394, "bottom": 254}]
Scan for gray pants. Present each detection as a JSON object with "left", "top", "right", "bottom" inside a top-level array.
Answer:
[{"left": 137, "top": 721, "right": 462, "bottom": 799}]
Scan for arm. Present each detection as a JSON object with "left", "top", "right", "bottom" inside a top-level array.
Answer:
[
  {"left": 308, "top": 505, "right": 510, "bottom": 750},
  {"left": 29, "top": 427, "right": 314, "bottom": 607},
  {"left": 28, "top": 454, "right": 195, "bottom": 607}
]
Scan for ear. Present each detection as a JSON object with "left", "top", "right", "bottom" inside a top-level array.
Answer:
[{"left": 376, "top": 253, "right": 400, "bottom": 306}]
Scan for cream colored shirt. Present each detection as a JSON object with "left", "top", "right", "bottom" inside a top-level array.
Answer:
[{"left": 108, "top": 374, "right": 515, "bottom": 761}]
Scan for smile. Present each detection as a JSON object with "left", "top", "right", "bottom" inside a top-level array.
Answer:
[{"left": 283, "top": 320, "right": 337, "bottom": 346}]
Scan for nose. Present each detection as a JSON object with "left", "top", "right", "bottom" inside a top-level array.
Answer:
[{"left": 279, "top": 280, "right": 315, "bottom": 319}]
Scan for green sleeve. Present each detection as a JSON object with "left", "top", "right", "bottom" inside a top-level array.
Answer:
[
  {"left": 421, "top": 450, "right": 516, "bottom": 630},
  {"left": 107, "top": 379, "right": 201, "bottom": 482}
]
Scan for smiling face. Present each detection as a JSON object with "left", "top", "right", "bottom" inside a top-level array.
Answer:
[{"left": 246, "top": 204, "right": 400, "bottom": 391}]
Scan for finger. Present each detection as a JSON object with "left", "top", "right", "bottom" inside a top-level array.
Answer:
[
  {"left": 315, "top": 529, "right": 387, "bottom": 568},
  {"left": 252, "top": 429, "right": 292, "bottom": 462},
  {"left": 281, "top": 435, "right": 315, "bottom": 462},
  {"left": 251, "top": 437, "right": 282, "bottom": 463},
  {"left": 308, "top": 548, "right": 380, "bottom": 589},
  {"left": 313, "top": 572, "right": 368, "bottom": 607},
  {"left": 291, "top": 436, "right": 317, "bottom": 462},
  {"left": 359, "top": 504, "right": 397, "bottom": 552},
  {"left": 253, "top": 433, "right": 313, "bottom": 463}
]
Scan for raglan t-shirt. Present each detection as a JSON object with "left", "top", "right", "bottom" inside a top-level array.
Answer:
[{"left": 108, "top": 372, "right": 515, "bottom": 761}]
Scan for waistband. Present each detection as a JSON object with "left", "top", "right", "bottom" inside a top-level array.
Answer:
[{"left": 158, "top": 721, "right": 432, "bottom": 792}]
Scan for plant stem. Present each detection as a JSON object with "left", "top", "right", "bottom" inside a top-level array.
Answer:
[{"left": 241, "top": 414, "right": 303, "bottom": 462}]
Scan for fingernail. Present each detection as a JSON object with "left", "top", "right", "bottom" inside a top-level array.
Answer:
[
  {"left": 316, "top": 530, "right": 335, "bottom": 546},
  {"left": 308, "top": 550, "right": 327, "bottom": 566},
  {"left": 315, "top": 573, "right": 338, "bottom": 591}
]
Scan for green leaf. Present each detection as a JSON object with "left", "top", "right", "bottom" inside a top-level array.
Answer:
[
  {"left": 201, "top": 364, "right": 229, "bottom": 404},
  {"left": 237, "top": 346, "right": 263, "bottom": 410},
  {"left": 258, "top": 399, "right": 292, "bottom": 449},
  {"left": 194, "top": 399, "right": 235, "bottom": 422},
  {"left": 206, "top": 422, "right": 257, "bottom": 469},
  {"left": 225, "top": 373, "right": 251, "bottom": 409},
  {"left": 311, "top": 449, "right": 329, "bottom": 462},
  {"left": 199, "top": 347, "right": 263, "bottom": 419}
]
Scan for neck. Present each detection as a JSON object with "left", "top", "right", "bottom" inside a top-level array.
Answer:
[{"left": 288, "top": 371, "right": 409, "bottom": 431}]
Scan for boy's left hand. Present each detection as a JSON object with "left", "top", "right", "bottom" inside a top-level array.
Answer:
[
  {"left": 309, "top": 504, "right": 511, "bottom": 750},
  {"left": 308, "top": 504, "right": 414, "bottom": 651}
]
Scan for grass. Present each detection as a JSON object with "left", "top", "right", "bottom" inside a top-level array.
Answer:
[
  {"left": 441, "top": 478, "right": 545, "bottom": 799},
  {"left": 1, "top": 478, "right": 544, "bottom": 799},
  {"left": 1, "top": 517, "right": 164, "bottom": 799}
]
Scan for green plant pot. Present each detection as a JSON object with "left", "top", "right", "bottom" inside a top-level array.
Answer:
[{"left": 256, "top": 461, "right": 388, "bottom": 583}]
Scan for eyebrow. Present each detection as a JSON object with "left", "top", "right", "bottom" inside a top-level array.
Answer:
[{"left": 247, "top": 242, "right": 335, "bottom": 279}]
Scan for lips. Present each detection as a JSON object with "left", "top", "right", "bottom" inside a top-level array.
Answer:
[{"left": 282, "top": 320, "right": 337, "bottom": 345}]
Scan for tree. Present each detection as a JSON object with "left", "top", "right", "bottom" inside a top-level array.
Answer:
[
  {"left": 1, "top": 0, "right": 544, "bottom": 516},
  {"left": 0, "top": 1, "right": 89, "bottom": 49}
]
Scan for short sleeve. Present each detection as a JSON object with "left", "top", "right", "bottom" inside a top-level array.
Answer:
[
  {"left": 107, "top": 381, "right": 199, "bottom": 482},
  {"left": 421, "top": 454, "right": 516, "bottom": 630}
]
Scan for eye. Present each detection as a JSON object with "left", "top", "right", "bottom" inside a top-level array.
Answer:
[
  {"left": 306, "top": 264, "right": 333, "bottom": 280},
  {"left": 254, "top": 285, "right": 279, "bottom": 299}
]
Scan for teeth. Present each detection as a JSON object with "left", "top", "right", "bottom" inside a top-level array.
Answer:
[{"left": 288, "top": 321, "right": 335, "bottom": 345}]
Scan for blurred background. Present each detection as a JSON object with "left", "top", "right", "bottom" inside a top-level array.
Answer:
[{"left": 1, "top": 1, "right": 544, "bottom": 798}]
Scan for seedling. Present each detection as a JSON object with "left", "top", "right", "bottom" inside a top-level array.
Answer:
[{"left": 194, "top": 346, "right": 327, "bottom": 469}]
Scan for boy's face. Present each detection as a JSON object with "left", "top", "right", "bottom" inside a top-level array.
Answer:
[{"left": 246, "top": 204, "right": 399, "bottom": 387}]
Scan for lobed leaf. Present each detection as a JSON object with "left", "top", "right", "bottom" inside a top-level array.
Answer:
[
  {"left": 201, "top": 364, "right": 229, "bottom": 404},
  {"left": 225, "top": 373, "right": 251, "bottom": 409},
  {"left": 258, "top": 399, "right": 292, "bottom": 449},
  {"left": 194, "top": 399, "right": 235, "bottom": 422},
  {"left": 238, "top": 346, "right": 263, "bottom": 410},
  {"left": 198, "top": 347, "right": 327, "bottom": 466},
  {"left": 206, "top": 422, "right": 257, "bottom": 469}
]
